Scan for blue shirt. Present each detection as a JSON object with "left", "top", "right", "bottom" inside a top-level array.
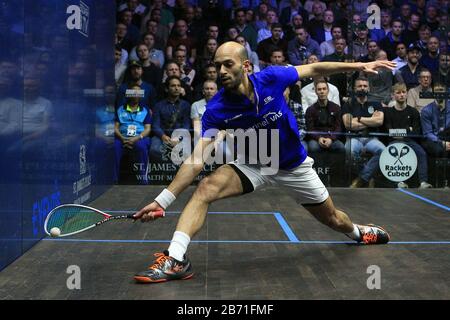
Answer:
[
  {"left": 115, "top": 105, "right": 152, "bottom": 137},
  {"left": 201, "top": 66, "right": 307, "bottom": 170},
  {"left": 420, "top": 101, "right": 450, "bottom": 143},
  {"left": 152, "top": 98, "right": 191, "bottom": 138}
]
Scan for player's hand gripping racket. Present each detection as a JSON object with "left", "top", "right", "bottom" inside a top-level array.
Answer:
[{"left": 44, "top": 204, "right": 165, "bottom": 237}]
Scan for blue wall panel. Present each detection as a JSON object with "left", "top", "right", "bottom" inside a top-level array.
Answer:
[{"left": 0, "top": 0, "right": 115, "bottom": 270}]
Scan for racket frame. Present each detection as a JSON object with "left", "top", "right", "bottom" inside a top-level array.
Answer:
[{"left": 44, "top": 204, "right": 134, "bottom": 237}]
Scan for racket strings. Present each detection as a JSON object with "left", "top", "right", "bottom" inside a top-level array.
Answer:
[{"left": 47, "top": 207, "right": 105, "bottom": 235}]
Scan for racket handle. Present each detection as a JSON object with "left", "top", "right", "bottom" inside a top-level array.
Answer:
[{"left": 127, "top": 209, "right": 165, "bottom": 220}]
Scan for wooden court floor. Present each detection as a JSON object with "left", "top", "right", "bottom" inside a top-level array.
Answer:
[{"left": 0, "top": 186, "right": 449, "bottom": 299}]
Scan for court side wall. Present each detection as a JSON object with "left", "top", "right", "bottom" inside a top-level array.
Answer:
[{"left": 0, "top": 0, "right": 116, "bottom": 271}]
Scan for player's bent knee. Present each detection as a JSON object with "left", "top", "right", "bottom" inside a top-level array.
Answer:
[{"left": 194, "top": 176, "right": 221, "bottom": 203}]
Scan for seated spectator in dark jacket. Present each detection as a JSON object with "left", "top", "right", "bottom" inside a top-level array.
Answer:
[
  {"left": 379, "top": 19, "right": 404, "bottom": 60},
  {"left": 309, "top": 9, "right": 335, "bottom": 45},
  {"left": 257, "top": 23, "right": 288, "bottom": 69},
  {"left": 420, "top": 83, "right": 450, "bottom": 157},
  {"left": 396, "top": 45, "right": 423, "bottom": 90},
  {"left": 114, "top": 85, "right": 152, "bottom": 184},
  {"left": 384, "top": 83, "right": 432, "bottom": 188},
  {"left": 116, "top": 60, "right": 157, "bottom": 110},
  {"left": 126, "top": 43, "right": 163, "bottom": 90},
  {"left": 342, "top": 77, "right": 385, "bottom": 188},
  {"left": 419, "top": 36, "right": 440, "bottom": 74},
  {"left": 305, "top": 79, "right": 344, "bottom": 154},
  {"left": 150, "top": 76, "right": 191, "bottom": 163},
  {"left": 432, "top": 53, "right": 450, "bottom": 87},
  {"left": 287, "top": 27, "right": 321, "bottom": 65}
]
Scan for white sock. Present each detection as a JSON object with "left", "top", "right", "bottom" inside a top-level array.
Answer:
[
  {"left": 168, "top": 231, "right": 190, "bottom": 261},
  {"left": 346, "top": 224, "right": 361, "bottom": 240}
]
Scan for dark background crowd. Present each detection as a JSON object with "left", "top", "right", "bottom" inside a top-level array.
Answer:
[{"left": 113, "top": 0, "right": 449, "bottom": 187}]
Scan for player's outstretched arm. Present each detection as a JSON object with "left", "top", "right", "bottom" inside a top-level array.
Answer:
[
  {"left": 134, "top": 138, "right": 213, "bottom": 222},
  {"left": 296, "top": 60, "right": 396, "bottom": 79}
]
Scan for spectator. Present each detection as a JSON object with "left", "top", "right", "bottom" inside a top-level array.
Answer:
[
  {"left": 196, "top": 23, "right": 221, "bottom": 55},
  {"left": 379, "top": 19, "right": 403, "bottom": 60},
  {"left": 309, "top": 9, "right": 334, "bottom": 45},
  {"left": 342, "top": 77, "right": 385, "bottom": 188},
  {"left": 329, "top": 0, "right": 348, "bottom": 28},
  {"left": 166, "top": 19, "right": 197, "bottom": 65},
  {"left": 173, "top": 48, "right": 196, "bottom": 87},
  {"left": 304, "top": 0, "right": 326, "bottom": 19},
  {"left": 323, "top": 37, "right": 350, "bottom": 102},
  {"left": 114, "top": 84, "right": 152, "bottom": 185},
  {"left": 269, "top": 49, "right": 287, "bottom": 66},
  {"left": 150, "top": 76, "right": 191, "bottom": 162},
  {"left": 115, "top": 45, "right": 127, "bottom": 88},
  {"left": 305, "top": 79, "right": 344, "bottom": 154},
  {"left": 160, "top": 61, "right": 194, "bottom": 103},
  {"left": 129, "top": 33, "right": 165, "bottom": 68},
  {"left": 117, "top": 60, "right": 157, "bottom": 110},
  {"left": 370, "top": 10, "right": 392, "bottom": 43},
  {"left": 120, "top": 9, "right": 141, "bottom": 42},
  {"left": 396, "top": 44, "right": 423, "bottom": 90},
  {"left": 299, "top": 53, "right": 318, "bottom": 87},
  {"left": 235, "top": 35, "right": 261, "bottom": 72},
  {"left": 287, "top": 26, "right": 321, "bottom": 65},
  {"left": 143, "top": 10, "right": 170, "bottom": 48},
  {"left": 384, "top": 82, "right": 432, "bottom": 188},
  {"left": 283, "top": 14, "right": 305, "bottom": 42},
  {"left": 279, "top": 0, "right": 308, "bottom": 27},
  {"left": 358, "top": 40, "right": 379, "bottom": 63},
  {"left": 118, "top": 0, "right": 147, "bottom": 16},
  {"left": 392, "top": 42, "right": 408, "bottom": 75},
  {"left": 320, "top": 26, "right": 347, "bottom": 58},
  {"left": 257, "top": 9, "right": 279, "bottom": 43},
  {"left": 193, "top": 63, "right": 220, "bottom": 101},
  {"left": 425, "top": 5, "right": 440, "bottom": 32},
  {"left": 351, "top": 0, "right": 371, "bottom": 21},
  {"left": 257, "top": 23, "right": 288, "bottom": 68},
  {"left": 397, "top": 2, "right": 412, "bottom": 26},
  {"left": 234, "top": 8, "right": 259, "bottom": 51},
  {"left": 415, "top": 25, "right": 432, "bottom": 54},
  {"left": 407, "top": 69, "right": 435, "bottom": 113},
  {"left": 129, "top": 43, "right": 163, "bottom": 90},
  {"left": 419, "top": 36, "right": 440, "bottom": 73},
  {"left": 191, "top": 80, "right": 218, "bottom": 143},
  {"left": 301, "top": 77, "right": 341, "bottom": 109},
  {"left": 366, "top": 50, "right": 393, "bottom": 106},
  {"left": 285, "top": 81, "right": 308, "bottom": 151},
  {"left": 420, "top": 82, "right": 450, "bottom": 157},
  {"left": 352, "top": 23, "right": 370, "bottom": 60},
  {"left": 306, "top": 1, "right": 325, "bottom": 32},
  {"left": 401, "top": 13, "right": 421, "bottom": 47},
  {"left": 145, "top": 0, "right": 175, "bottom": 31},
  {"left": 116, "top": 23, "right": 134, "bottom": 52},
  {"left": 432, "top": 53, "right": 450, "bottom": 87},
  {"left": 195, "top": 37, "right": 218, "bottom": 76}
]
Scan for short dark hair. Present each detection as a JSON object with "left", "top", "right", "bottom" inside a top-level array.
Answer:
[
  {"left": 355, "top": 76, "right": 369, "bottom": 86},
  {"left": 165, "top": 75, "right": 182, "bottom": 88},
  {"left": 271, "top": 22, "right": 283, "bottom": 30}
]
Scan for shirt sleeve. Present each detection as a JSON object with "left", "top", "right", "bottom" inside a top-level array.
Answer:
[
  {"left": 262, "top": 66, "right": 299, "bottom": 91},
  {"left": 201, "top": 108, "right": 221, "bottom": 140}
]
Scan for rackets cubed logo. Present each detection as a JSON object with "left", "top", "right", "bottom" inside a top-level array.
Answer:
[
  {"left": 66, "top": 1, "right": 89, "bottom": 38},
  {"left": 379, "top": 143, "right": 417, "bottom": 182}
]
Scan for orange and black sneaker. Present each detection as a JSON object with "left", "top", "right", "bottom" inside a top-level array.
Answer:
[
  {"left": 134, "top": 250, "right": 194, "bottom": 283},
  {"left": 356, "top": 224, "right": 390, "bottom": 244}
]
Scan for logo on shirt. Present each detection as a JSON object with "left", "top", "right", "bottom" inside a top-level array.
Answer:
[
  {"left": 379, "top": 143, "right": 417, "bottom": 182},
  {"left": 264, "top": 96, "right": 274, "bottom": 105},
  {"left": 368, "top": 106, "right": 375, "bottom": 114}
]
